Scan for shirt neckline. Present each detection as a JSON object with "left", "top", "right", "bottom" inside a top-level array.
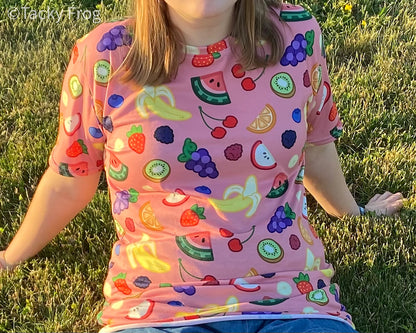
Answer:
[{"left": 184, "top": 35, "right": 234, "bottom": 56}]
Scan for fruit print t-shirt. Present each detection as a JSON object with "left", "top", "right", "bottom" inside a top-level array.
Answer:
[{"left": 48, "top": 4, "right": 353, "bottom": 333}]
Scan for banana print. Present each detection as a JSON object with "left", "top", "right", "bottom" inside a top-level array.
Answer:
[
  {"left": 136, "top": 85, "right": 192, "bottom": 121},
  {"left": 208, "top": 175, "right": 261, "bottom": 218},
  {"left": 126, "top": 233, "right": 171, "bottom": 273},
  {"left": 175, "top": 296, "right": 239, "bottom": 318}
]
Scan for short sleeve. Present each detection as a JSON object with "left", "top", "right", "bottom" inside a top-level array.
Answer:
[
  {"left": 305, "top": 19, "right": 343, "bottom": 145},
  {"left": 48, "top": 37, "right": 106, "bottom": 177}
]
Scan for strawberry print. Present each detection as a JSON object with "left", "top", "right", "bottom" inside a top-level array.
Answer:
[
  {"left": 66, "top": 139, "right": 88, "bottom": 157},
  {"left": 72, "top": 44, "right": 79, "bottom": 64},
  {"left": 127, "top": 125, "right": 145, "bottom": 154},
  {"left": 191, "top": 40, "right": 227, "bottom": 68},
  {"left": 48, "top": 14, "right": 352, "bottom": 328},
  {"left": 293, "top": 272, "right": 313, "bottom": 294},
  {"left": 180, "top": 204, "right": 206, "bottom": 227},
  {"left": 112, "top": 272, "right": 132, "bottom": 295},
  {"left": 207, "top": 40, "right": 227, "bottom": 54},
  {"left": 192, "top": 54, "right": 214, "bottom": 68}
]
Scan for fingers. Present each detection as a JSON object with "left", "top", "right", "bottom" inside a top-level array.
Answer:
[
  {"left": 367, "top": 193, "right": 381, "bottom": 204},
  {"left": 364, "top": 191, "right": 405, "bottom": 216},
  {"left": 377, "top": 191, "right": 393, "bottom": 200},
  {"left": 368, "top": 192, "right": 403, "bottom": 204}
]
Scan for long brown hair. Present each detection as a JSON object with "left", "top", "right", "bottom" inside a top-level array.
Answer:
[{"left": 118, "top": 0, "right": 284, "bottom": 87}]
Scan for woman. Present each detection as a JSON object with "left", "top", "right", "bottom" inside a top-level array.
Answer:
[{"left": 0, "top": 1, "right": 403, "bottom": 332}]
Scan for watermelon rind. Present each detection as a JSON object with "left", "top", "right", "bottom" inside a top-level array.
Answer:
[
  {"left": 280, "top": 10, "right": 312, "bottom": 22},
  {"left": 191, "top": 77, "right": 231, "bottom": 105},
  {"left": 176, "top": 236, "right": 214, "bottom": 261}
]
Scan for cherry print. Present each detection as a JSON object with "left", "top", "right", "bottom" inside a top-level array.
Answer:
[
  {"left": 219, "top": 228, "right": 234, "bottom": 238},
  {"left": 226, "top": 226, "right": 255, "bottom": 253},
  {"left": 241, "top": 77, "right": 256, "bottom": 91},
  {"left": 231, "top": 64, "right": 245, "bottom": 78},
  {"left": 211, "top": 127, "right": 226, "bottom": 139},
  {"left": 178, "top": 258, "right": 219, "bottom": 285},
  {"left": 222, "top": 116, "right": 238, "bottom": 128},
  {"left": 232, "top": 55, "right": 269, "bottom": 91},
  {"left": 198, "top": 106, "right": 238, "bottom": 139}
]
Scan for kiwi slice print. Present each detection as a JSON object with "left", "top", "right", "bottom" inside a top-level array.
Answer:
[
  {"left": 143, "top": 159, "right": 171, "bottom": 182},
  {"left": 270, "top": 72, "right": 295, "bottom": 98},
  {"left": 69, "top": 75, "right": 83, "bottom": 98},
  {"left": 94, "top": 60, "right": 112, "bottom": 86},
  {"left": 257, "top": 238, "right": 284, "bottom": 263}
]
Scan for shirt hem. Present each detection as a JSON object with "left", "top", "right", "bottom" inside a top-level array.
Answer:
[{"left": 98, "top": 314, "right": 354, "bottom": 333}]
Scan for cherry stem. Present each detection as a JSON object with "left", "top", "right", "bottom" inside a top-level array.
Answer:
[
  {"left": 241, "top": 225, "right": 256, "bottom": 245},
  {"left": 253, "top": 54, "right": 269, "bottom": 82},
  {"left": 178, "top": 258, "right": 202, "bottom": 280},
  {"left": 198, "top": 106, "right": 214, "bottom": 130},
  {"left": 198, "top": 105, "right": 224, "bottom": 122}
]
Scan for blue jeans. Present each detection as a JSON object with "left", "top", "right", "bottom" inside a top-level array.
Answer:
[{"left": 115, "top": 318, "right": 358, "bottom": 333}]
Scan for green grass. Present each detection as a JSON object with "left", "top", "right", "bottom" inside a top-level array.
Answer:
[{"left": 0, "top": 0, "right": 415, "bottom": 332}]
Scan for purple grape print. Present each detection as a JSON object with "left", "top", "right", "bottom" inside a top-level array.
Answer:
[
  {"left": 267, "top": 203, "right": 296, "bottom": 233},
  {"left": 178, "top": 139, "right": 219, "bottom": 179},
  {"left": 280, "top": 32, "right": 313, "bottom": 67},
  {"left": 97, "top": 25, "right": 132, "bottom": 52}
]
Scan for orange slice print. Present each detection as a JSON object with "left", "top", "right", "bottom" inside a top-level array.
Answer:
[
  {"left": 311, "top": 64, "right": 322, "bottom": 95},
  {"left": 139, "top": 201, "right": 164, "bottom": 231},
  {"left": 94, "top": 99, "right": 104, "bottom": 123},
  {"left": 247, "top": 104, "right": 276, "bottom": 134}
]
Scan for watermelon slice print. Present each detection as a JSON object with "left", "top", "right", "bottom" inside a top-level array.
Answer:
[
  {"left": 176, "top": 231, "right": 214, "bottom": 261},
  {"left": 191, "top": 71, "right": 231, "bottom": 105}
]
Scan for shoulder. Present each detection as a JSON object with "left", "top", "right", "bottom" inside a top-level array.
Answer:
[
  {"left": 74, "top": 17, "right": 133, "bottom": 64},
  {"left": 77, "top": 17, "right": 133, "bottom": 45},
  {"left": 270, "top": 3, "right": 324, "bottom": 37},
  {"left": 71, "top": 18, "right": 134, "bottom": 82}
]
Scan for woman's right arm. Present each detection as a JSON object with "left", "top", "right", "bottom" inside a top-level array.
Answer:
[{"left": 0, "top": 167, "right": 101, "bottom": 270}]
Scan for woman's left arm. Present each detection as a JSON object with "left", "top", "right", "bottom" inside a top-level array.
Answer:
[{"left": 303, "top": 142, "right": 404, "bottom": 218}]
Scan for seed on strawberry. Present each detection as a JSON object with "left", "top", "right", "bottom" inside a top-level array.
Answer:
[
  {"left": 112, "top": 272, "right": 132, "bottom": 295},
  {"left": 127, "top": 125, "right": 145, "bottom": 154},
  {"left": 192, "top": 54, "right": 214, "bottom": 67},
  {"left": 293, "top": 272, "right": 313, "bottom": 294},
  {"left": 207, "top": 40, "right": 227, "bottom": 53},
  {"left": 66, "top": 139, "right": 88, "bottom": 157},
  {"left": 180, "top": 204, "right": 206, "bottom": 227}
]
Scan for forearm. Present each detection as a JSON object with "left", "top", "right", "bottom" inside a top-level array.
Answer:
[
  {"left": 4, "top": 168, "right": 100, "bottom": 267},
  {"left": 303, "top": 142, "right": 360, "bottom": 218}
]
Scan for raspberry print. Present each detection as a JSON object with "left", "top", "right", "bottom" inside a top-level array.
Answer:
[
  {"left": 127, "top": 125, "right": 145, "bottom": 154},
  {"left": 154, "top": 126, "right": 174, "bottom": 144},
  {"left": 224, "top": 143, "right": 243, "bottom": 161}
]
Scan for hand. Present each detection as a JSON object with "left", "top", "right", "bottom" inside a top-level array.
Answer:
[
  {"left": 365, "top": 191, "right": 404, "bottom": 216},
  {"left": 0, "top": 250, "right": 16, "bottom": 271}
]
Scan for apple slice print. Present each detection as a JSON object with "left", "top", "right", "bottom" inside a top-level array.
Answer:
[
  {"left": 250, "top": 140, "right": 277, "bottom": 170},
  {"left": 125, "top": 299, "right": 155, "bottom": 320},
  {"left": 162, "top": 188, "right": 190, "bottom": 206},
  {"left": 230, "top": 277, "right": 261, "bottom": 292},
  {"left": 63, "top": 113, "right": 81, "bottom": 136}
]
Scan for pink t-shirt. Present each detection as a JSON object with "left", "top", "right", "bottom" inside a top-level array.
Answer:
[{"left": 48, "top": 4, "right": 353, "bottom": 332}]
